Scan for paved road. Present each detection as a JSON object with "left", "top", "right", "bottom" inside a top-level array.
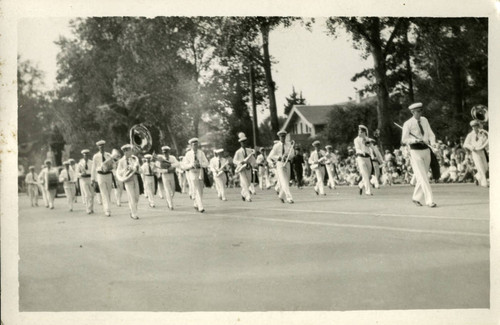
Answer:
[{"left": 18, "top": 183, "right": 490, "bottom": 311}]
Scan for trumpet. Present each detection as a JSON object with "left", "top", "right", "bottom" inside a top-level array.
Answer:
[{"left": 235, "top": 152, "right": 255, "bottom": 173}]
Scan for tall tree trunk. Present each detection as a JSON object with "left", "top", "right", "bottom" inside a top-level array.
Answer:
[
  {"left": 260, "top": 23, "right": 279, "bottom": 133},
  {"left": 451, "top": 58, "right": 464, "bottom": 119},
  {"left": 249, "top": 63, "right": 259, "bottom": 147},
  {"left": 371, "top": 45, "right": 394, "bottom": 151},
  {"left": 404, "top": 24, "right": 414, "bottom": 102}
]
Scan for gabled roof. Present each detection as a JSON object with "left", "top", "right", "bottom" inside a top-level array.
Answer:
[{"left": 280, "top": 96, "right": 377, "bottom": 133}]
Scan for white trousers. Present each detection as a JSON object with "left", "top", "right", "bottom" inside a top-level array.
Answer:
[
  {"left": 371, "top": 162, "right": 381, "bottom": 188},
  {"left": 39, "top": 184, "right": 49, "bottom": 207},
  {"left": 410, "top": 149, "right": 434, "bottom": 205},
  {"left": 114, "top": 178, "right": 124, "bottom": 205},
  {"left": 97, "top": 173, "right": 113, "bottom": 214},
  {"left": 326, "top": 164, "right": 336, "bottom": 188},
  {"left": 124, "top": 175, "right": 140, "bottom": 217},
  {"left": 144, "top": 175, "right": 155, "bottom": 205},
  {"left": 187, "top": 169, "right": 204, "bottom": 211},
  {"left": 276, "top": 161, "right": 293, "bottom": 201},
  {"left": 258, "top": 167, "right": 271, "bottom": 189},
  {"left": 239, "top": 168, "right": 252, "bottom": 200},
  {"left": 79, "top": 177, "right": 94, "bottom": 213},
  {"left": 472, "top": 150, "right": 488, "bottom": 187},
  {"left": 313, "top": 166, "right": 326, "bottom": 195},
  {"left": 213, "top": 173, "right": 227, "bottom": 199},
  {"left": 63, "top": 182, "right": 76, "bottom": 210},
  {"left": 161, "top": 173, "right": 176, "bottom": 208},
  {"left": 27, "top": 184, "right": 39, "bottom": 206},
  {"left": 356, "top": 156, "right": 372, "bottom": 195}
]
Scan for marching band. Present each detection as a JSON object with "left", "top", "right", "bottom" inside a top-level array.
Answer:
[{"left": 21, "top": 102, "right": 489, "bottom": 217}]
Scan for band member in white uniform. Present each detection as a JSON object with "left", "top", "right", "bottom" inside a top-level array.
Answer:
[
  {"left": 116, "top": 144, "right": 141, "bottom": 219},
  {"left": 39, "top": 159, "right": 59, "bottom": 209},
  {"left": 37, "top": 165, "right": 49, "bottom": 208},
  {"left": 233, "top": 133, "right": 257, "bottom": 202},
  {"left": 156, "top": 146, "right": 180, "bottom": 210},
  {"left": 110, "top": 150, "right": 124, "bottom": 207},
  {"left": 183, "top": 148, "right": 195, "bottom": 200},
  {"left": 463, "top": 119, "right": 489, "bottom": 187},
  {"left": 268, "top": 130, "right": 295, "bottom": 203},
  {"left": 210, "top": 148, "right": 229, "bottom": 201},
  {"left": 91, "top": 140, "right": 113, "bottom": 216},
  {"left": 324, "top": 145, "right": 337, "bottom": 190},
  {"left": 367, "top": 139, "right": 384, "bottom": 189},
  {"left": 182, "top": 138, "right": 209, "bottom": 213},
  {"left": 354, "top": 125, "right": 373, "bottom": 196},
  {"left": 140, "top": 154, "right": 157, "bottom": 207},
  {"left": 271, "top": 140, "right": 281, "bottom": 194},
  {"left": 309, "top": 140, "right": 327, "bottom": 196},
  {"left": 68, "top": 159, "right": 79, "bottom": 203},
  {"left": 76, "top": 149, "right": 95, "bottom": 214},
  {"left": 256, "top": 147, "right": 272, "bottom": 190},
  {"left": 25, "top": 166, "right": 39, "bottom": 207},
  {"left": 59, "top": 160, "right": 77, "bottom": 211},
  {"left": 177, "top": 155, "right": 188, "bottom": 194},
  {"left": 402, "top": 102, "right": 437, "bottom": 207}
]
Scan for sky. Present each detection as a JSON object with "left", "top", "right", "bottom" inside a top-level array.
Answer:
[{"left": 17, "top": 17, "right": 371, "bottom": 120}]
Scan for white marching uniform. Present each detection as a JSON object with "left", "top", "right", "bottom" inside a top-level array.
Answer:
[
  {"left": 25, "top": 171, "right": 39, "bottom": 206},
  {"left": 325, "top": 151, "right": 337, "bottom": 189},
  {"left": 113, "top": 163, "right": 124, "bottom": 206},
  {"left": 463, "top": 130, "right": 489, "bottom": 187},
  {"left": 256, "top": 153, "right": 272, "bottom": 190},
  {"left": 91, "top": 151, "right": 113, "bottom": 215},
  {"left": 308, "top": 149, "right": 326, "bottom": 195},
  {"left": 233, "top": 147, "right": 257, "bottom": 201},
  {"left": 402, "top": 116, "right": 436, "bottom": 205},
  {"left": 370, "top": 145, "right": 384, "bottom": 189},
  {"left": 116, "top": 156, "right": 140, "bottom": 218},
  {"left": 76, "top": 159, "right": 95, "bottom": 213},
  {"left": 210, "top": 156, "right": 229, "bottom": 200},
  {"left": 354, "top": 136, "right": 373, "bottom": 195},
  {"left": 140, "top": 161, "right": 157, "bottom": 207},
  {"left": 59, "top": 166, "right": 77, "bottom": 211},
  {"left": 182, "top": 149, "right": 209, "bottom": 212},
  {"left": 176, "top": 165, "right": 188, "bottom": 194},
  {"left": 156, "top": 155, "right": 180, "bottom": 209},
  {"left": 268, "top": 141, "right": 295, "bottom": 202},
  {"left": 38, "top": 167, "right": 59, "bottom": 208},
  {"left": 37, "top": 168, "right": 49, "bottom": 207}
]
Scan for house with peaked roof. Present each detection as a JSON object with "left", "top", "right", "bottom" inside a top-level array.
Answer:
[{"left": 280, "top": 96, "right": 377, "bottom": 147}]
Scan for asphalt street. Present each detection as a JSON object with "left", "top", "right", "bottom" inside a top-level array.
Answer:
[{"left": 18, "top": 183, "right": 490, "bottom": 311}]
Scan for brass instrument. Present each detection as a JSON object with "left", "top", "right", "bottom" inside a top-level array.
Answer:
[
  {"left": 471, "top": 104, "right": 488, "bottom": 123},
  {"left": 235, "top": 152, "right": 255, "bottom": 173},
  {"left": 281, "top": 140, "right": 296, "bottom": 166},
  {"left": 101, "top": 149, "right": 121, "bottom": 173},
  {"left": 117, "top": 155, "right": 140, "bottom": 183},
  {"left": 216, "top": 161, "right": 229, "bottom": 177},
  {"left": 130, "top": 124, "right": 153, "bottom": 153}
]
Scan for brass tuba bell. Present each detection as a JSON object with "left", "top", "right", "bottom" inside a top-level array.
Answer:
[
  {"left": 129, "top": 124, "right": 153, "bottom": 153},
  {"left": 471, "top": 104, "right": 488, "bottom": 123}
]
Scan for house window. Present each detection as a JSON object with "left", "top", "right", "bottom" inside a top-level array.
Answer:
[{"left": 300, "top": 123, "right": 303, "bottom": 134}]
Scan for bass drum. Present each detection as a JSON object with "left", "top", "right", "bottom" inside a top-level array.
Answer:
[{"left": 47, "top": 171, "right": 59, "bottom": 190}]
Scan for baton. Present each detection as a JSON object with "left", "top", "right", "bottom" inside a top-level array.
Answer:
[{"left": 393, "top": 122, "right": 420, "bottom": 140}]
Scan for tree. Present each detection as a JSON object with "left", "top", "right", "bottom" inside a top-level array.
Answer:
[
  {"left": 326, "top": 17, "right": 407, "bottom": 150},
  {"left": 219, "top": 17, "right": 312, "bottom": 134},
  {"left": 410, "top": 18, "right": 487, "bottom": 140},
  {"left": 283, "top": 86, "right": 306, "bottom": 116},
  {"left": 18, "top": 57, "right": 53, "bottom": 163}
]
